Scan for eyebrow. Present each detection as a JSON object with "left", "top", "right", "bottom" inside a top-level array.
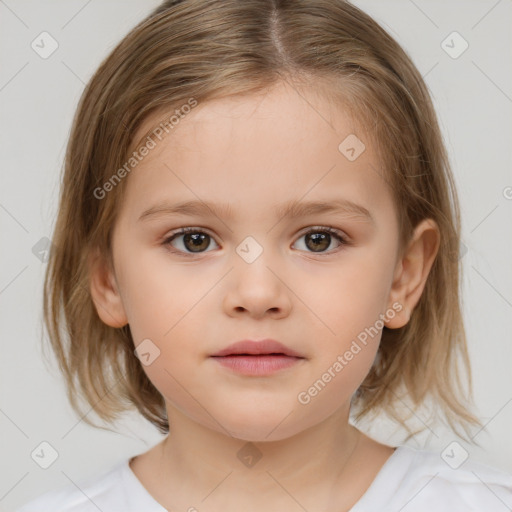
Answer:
[{"left": 138, "top": 198, "right": 375, "bottom": 224}]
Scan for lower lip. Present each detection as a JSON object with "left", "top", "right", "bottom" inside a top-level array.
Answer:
[{"left": 211, "top": 355, "right": 303, "bottom": 376}]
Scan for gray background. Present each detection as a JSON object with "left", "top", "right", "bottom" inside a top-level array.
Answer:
[{"left": 1, "top": 0, "right": 511, "bottom": 509}]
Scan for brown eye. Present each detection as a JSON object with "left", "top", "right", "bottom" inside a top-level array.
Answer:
[
  {"left": 163, "top": 226, "right": 348, "bottom": 257},
  {"left": 181, "top": 232, "right": 210, "bottom": 252},
  {"left": 293, "top": 227, "right": 347, "bottom": 254},
  {"left": 305, "top": 232, "right": 331, "bottom": 252},
  {"left": 164, "top": 228, "right": 219, "bottom": 254}
]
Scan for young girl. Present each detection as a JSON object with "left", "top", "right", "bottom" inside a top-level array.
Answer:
[{"left": 17, "top": 0, "right": 512, "bottom": 510}]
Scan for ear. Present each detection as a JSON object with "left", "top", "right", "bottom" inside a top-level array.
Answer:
[
  {"left": 88, "top": 247, "right": 128, "bottom": 328},
  {"left": 384, "top": 218, "right": 440, "bottom": 329}
]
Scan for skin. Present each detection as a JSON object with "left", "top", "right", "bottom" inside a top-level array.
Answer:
[{"left": 89, "top": 80, "right": 440, "bottom": 511}]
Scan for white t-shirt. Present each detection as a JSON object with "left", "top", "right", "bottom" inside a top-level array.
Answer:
[{"left": 16, "top": 445, "right": 512, "bottom": 511}]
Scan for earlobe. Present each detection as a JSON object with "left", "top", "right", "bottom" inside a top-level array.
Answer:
[
  {"left": 384, "top": 219, "right": 440, "bottom": 329},
  {"left": 88, "top": 247, "right": 128, "bottom": 328}
]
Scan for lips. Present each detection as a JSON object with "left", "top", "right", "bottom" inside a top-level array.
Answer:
[
  {"left": 210, "top": 339, "right": 304, "bottom": 358},
  {"left": 210, "top": 339, "right": 304, "bottom": 376}
]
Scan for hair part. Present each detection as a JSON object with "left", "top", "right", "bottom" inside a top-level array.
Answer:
[{"left": 43, "top": 0, "right": 479, "bottom": 438}]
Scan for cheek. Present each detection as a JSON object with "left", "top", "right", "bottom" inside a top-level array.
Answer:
[
  {"left": 119, "top": 255, "right": 220, "bottom": 401},
  {"left": 290, "top": 254, "right": 393, "bottom": 391},
  {"left": 293, "top": 252, "right": 393, "bottom": 336},
  {"left": 117, "top": 249, "right": 210, "bottom": 340}
]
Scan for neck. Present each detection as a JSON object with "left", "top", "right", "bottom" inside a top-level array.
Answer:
[{"left": 147, "top": 404, "right": 369, "bottom": 511}]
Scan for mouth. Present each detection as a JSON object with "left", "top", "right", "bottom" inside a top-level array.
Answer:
[
  {"left": 209, "top": 339, "right": 305, "bottom": 376},
  {"left": 210, "top": 354, "right": 304, "bottom": 376},
  {"left": 211, "top": 339, "right": 304, "bottom": 358}
]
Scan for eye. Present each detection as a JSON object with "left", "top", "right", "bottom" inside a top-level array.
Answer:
[
  {"left": 162, "top": 226, "right": 349, "bottom": 256},
  {"left": 163, "top": 227, "right": 219, "bottom": 255},
  {"left": 292, "top": 226, "right": 348, "bottom": 254}
]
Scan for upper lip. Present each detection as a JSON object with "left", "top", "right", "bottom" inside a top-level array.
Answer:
[{"left": 211, "top": 339, "right": 304, "bottom": 358}]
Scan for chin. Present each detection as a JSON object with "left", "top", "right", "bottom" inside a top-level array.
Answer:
[{"left": 209, "top": 406, "right": 306, "bottom": 443}]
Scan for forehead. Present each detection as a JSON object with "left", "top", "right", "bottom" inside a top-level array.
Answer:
[{"left": 120, "top": 81, "right": 391, "bottom": 223}]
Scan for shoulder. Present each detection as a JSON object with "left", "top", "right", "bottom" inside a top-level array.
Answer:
[
  {"left": 15, "top": 460, "right": 130, "bottom": 512},
  {"left": 354, "top": 444, "right": 512, "bottom": 512}
]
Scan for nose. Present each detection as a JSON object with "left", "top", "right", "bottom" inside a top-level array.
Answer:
[{"left": 222, "top": 249, "right": 292, "bottom": 320}]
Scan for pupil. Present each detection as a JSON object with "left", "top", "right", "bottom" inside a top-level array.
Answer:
[
  {"left": 307, "top": 233, "right": 329, "bottom": 252},
  {"left": 185, "top": 233, "right": 208, "bottom": 252}
]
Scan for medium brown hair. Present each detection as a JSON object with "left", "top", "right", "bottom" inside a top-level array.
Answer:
[{"left": 43, "top": 0, "right": 479, "bottom": 438}]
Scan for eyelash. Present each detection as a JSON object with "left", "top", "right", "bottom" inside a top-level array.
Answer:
[{"left": 162, "top": 226, "right": 350, "bottom": 257}]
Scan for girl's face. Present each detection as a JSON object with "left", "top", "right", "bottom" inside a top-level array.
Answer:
[{"left": 105, "top": 81, "right": 404, "bottom": 441}]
